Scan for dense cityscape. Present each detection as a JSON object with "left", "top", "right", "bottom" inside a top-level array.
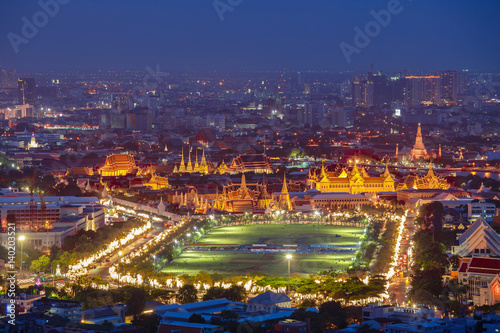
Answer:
[{"left": 1, "top": 1, "right": 500, "bottom": 333}]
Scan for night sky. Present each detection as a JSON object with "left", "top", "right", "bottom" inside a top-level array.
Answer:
[{"left": 0, "top": 0, "right": 499, "bottom": 72}]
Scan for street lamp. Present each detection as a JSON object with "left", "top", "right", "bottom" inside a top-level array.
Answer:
[
  {"left": 19, "top": 235, "right": 25, "bottom": 276},
  {"left": 286, "top": 254, "right": 292, "bottom": 294}
]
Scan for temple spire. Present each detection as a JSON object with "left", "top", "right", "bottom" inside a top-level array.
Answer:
[
  {"left": 281, "top": 173, "right": 289, "bottom": 194},
  {"left": 410, "top": 123, "right": 429, "bottom": 161},
  {"left": 239, "top": 173, "right": 250, "bottom": 199},
  {"left": 279, "top": 173, "right": 292, "bottom": 211},
  {"left": 426, "top": 163, "right": 435, "bottom": 178},
  {"left": 240, "top": 173, "right": 247, "bottom": 189},
  {"left": 383, "top": 164, "right": 391, "bottom": 178},
  {"left": 201, "top": 148, "right": 207, "bottom": 164},
  {"left": 195, "top": 148, "right": 199, "bottom": 171},
  {"left": 200, "top": 148, "right": 208, "bottom": 174},
  {"left": 351, "top": 158, "right": 360, "bottom": 175},
  {"left": 179, "top": 147, "right": 186, "bottom": 172},
  {"left": 187, "top": 147, "right": 193, "bottom": 172},
  {"left": 320, "top": 160, "right": 328, "bottom": 180}
]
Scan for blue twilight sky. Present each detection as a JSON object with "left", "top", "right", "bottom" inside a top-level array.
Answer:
[{"left": 0, "top": 0, "right": 498, "bottom": 72}]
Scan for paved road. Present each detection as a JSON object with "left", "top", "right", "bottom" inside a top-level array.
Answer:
[
  {"left": 91, "top": 225, "right": 165, "bottom": 282},
  {"left": 387, "top": 211, "right": 417, "bottom": 305}
]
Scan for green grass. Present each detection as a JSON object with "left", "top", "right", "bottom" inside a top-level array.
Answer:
[
  {"left": 164, "top": 251, "right": 355, "bottom": 276},
  {"left": 198, "top": 224, "right": 363, "bottom": 246},
  {"left": 161, "top": 224, "right": 363, "bottom": 277}
]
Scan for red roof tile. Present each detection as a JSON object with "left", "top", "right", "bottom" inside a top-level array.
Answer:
[
  {"left": 467, "top": 268, "right": 500, "bottom": 275},
  {"left": 469, "top": 257, "right": 500, "bottom": 270}
]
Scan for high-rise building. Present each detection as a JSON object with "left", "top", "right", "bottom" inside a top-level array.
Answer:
[
  {"left": 147, "top": 94, "right": 161, "bottom": 119},
  {"left": 368, "top": 72, "right": 390, "bottom": 106},
  {"left": 114, "top": 94, "right": 131, "bottom": 112},
  {"left": 329, "top": 108, "right": 353, "bottom": 128},
  {"left": 126, "top": 107, "right": 153, "bottom": 130},
  {"left": 457, "top": 71, "right": 468, "bottom": 95},
  {"left": 387, "top": 74, "right": 406, "bottom": 103},
  {"left": 437, "top": 70, "right": 458, "bottom": 103},
  {"left": 352, "top": 79, "right": 373, "bottom": 107},
  {"left": 405, "top": 76, "right": 441, "bottom": 107},
  {"left": 304, "top": 102, "right": 325, "bottom": 126},
  {"left": 206, "top": 114, "right": 226, "bottom": 131},
  {"left": 340, "top": 80, "right": 351, "bottom": 98},
  {"left": 0, "top": 68, "right": 17, "bottom": 89},
  {"left": 18, "top": 78, "right": 36, "bottom": 106}
]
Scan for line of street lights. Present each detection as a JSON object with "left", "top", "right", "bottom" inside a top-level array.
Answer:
[{"left": 19, "top": 235, "right": 25, "bottom": 276}]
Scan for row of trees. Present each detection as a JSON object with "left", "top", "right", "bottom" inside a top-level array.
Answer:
[
  {"left": 129, "top": 270, "right": 387, "bottom": 305},
  {"left": 410, "top": 203, "right": 466, "bottom": 316},
  {"left": 371, "top": 220, "right": 399, "bottom": 274}
]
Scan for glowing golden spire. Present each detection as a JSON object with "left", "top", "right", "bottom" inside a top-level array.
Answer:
[{"left": 179, "top": 147, "right": 186, "bottom": 172}]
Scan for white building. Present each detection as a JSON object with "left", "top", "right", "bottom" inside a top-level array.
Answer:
[
  {"left": 362, "top": 303, "right": 438, "bottom": 323},
  {"left": 31, "top": 298, "right": 82, "bottom": 322},
  {"left": 458, "top": 257, "right": 500, "bottom": 305},
  {"left": 468, "top": 200, "right": 497, "bottom": 223},
  {"left": 246, "top": 291, "right": 292, "bottom": 313},
  {"left": 452, "top": 217, "right": 500, "bottom": 257},
  {"left": 0, "top": 193, "right": 105, "bottom": 250}
]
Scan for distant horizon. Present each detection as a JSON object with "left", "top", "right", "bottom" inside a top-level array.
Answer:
[{"left": 3, "top": 67, "right": 497, "bottom": 75}]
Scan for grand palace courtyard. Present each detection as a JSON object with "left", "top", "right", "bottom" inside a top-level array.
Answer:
[{"left": 161, "top": 223, "right": 364, "bottom": 276}]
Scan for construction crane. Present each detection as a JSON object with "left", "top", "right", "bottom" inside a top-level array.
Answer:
[
  {"left": 39, "top": 192, "right": 50, "bottom": 253},
  {"left": 30, "top": 168, "right": 50, "bottom": 251},
  {"left": 28, "top": 168, "right": 38, "bottom": 231}
]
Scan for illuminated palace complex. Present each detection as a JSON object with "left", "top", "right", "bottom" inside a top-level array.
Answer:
[
  {"left": 99, "top": 154, "right": 138, "bottom": 176},
  {"left": 213, "top": 174, "right": 276, "bottom": 213},
  {"left": 396, "top": 165, "right": 450, "bottom": 190},
  {"left": 143, "top": 173, "right": 171, "bottom": 190},
  {"left": 226, "top": 154, "right": 273, "bottom": 174},
  {"left": 307, "top": 162, "right": 396, "bottom": 194},
  {"left": 172, "top": 152, "right": 272, "bottom": 175}
]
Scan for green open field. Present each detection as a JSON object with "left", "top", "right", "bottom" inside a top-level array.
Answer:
[
  {"left": 198, "top": 223, "right": 363, "bottom": 246},
  {"left": 161, "top": 224, "right": 363, "bottom": 277},
  {"left": 164, "top": 251, "right": 355, "bottom": 276}
]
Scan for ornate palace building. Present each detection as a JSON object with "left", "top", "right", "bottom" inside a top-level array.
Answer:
[
  {"left": 226, "top": 154, "right": 273, "bottom": 174},
  {"left": 307, "top": 163, "right": 395, "bottom": 194},
  {"left": 409, "top": 123, "right": 430, "bottom": 161},
  {"left": 396, "top": 165, "right": 449, "bottom": 190},
  {"left": 99, "top": 154, "right": 138, "bottom": 176},
  {"left": 213, "top": 174, "right": 274, "bottom": 212},
  {"left": 143, "top": 173, "right": 171, "bottom": 190}
]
